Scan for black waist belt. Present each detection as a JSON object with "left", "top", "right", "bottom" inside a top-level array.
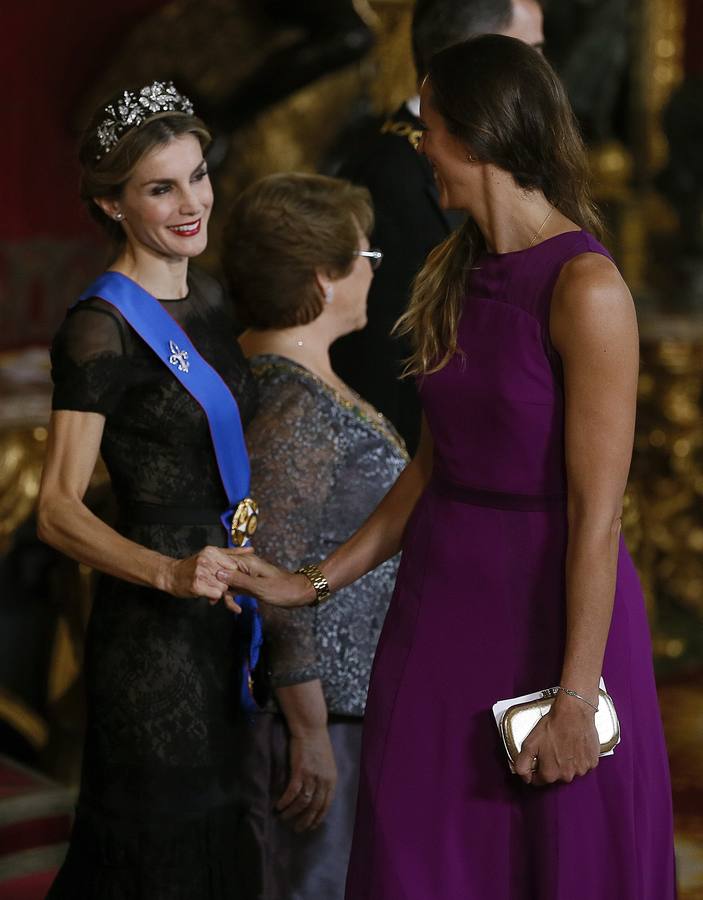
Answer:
[
  {"left": 430, "top": 475, "right": 566, "bottom": 511},
  {"left": 122, "top": 502, "right": 223, "bottom": 526}
]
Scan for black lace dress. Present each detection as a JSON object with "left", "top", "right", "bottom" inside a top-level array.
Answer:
[{"left": 47, "top": 268, "right": 260, "bottom": 899}]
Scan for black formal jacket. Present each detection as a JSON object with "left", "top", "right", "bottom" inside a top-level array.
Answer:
[{"left": 332, "top": 103, "right": 463, "bottom": 454}]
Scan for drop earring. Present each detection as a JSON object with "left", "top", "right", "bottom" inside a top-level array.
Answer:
[{"left": 324, "top": 285, "right": 334, "bottom": 304}]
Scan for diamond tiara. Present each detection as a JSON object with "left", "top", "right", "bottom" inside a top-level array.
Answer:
[{"left": 95, "top": 80, "right": 195, "bottom": 159}]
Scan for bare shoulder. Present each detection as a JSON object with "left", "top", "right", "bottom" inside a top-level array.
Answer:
[
  {"left": 551, "top": 252, "right": 637, "bottom": 351},
  {"left": 553, "top": 251, "right": 633, "bottom": 315}
]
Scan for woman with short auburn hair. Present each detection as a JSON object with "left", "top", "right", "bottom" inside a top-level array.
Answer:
[
  {"left": 223, "top": 172, "right": 374, "bottom": 331},
  {"left": 223, "top": 172, "right": 408, "bottom": 899},
  {"left": 224, "top": 36, "right": 676, "bottom": 900}
]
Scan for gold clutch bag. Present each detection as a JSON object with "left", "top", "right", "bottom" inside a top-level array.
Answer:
[{"left": 492, "top": 678, "right": 621, "bottom": 772}]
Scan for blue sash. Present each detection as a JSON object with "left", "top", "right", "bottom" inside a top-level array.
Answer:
[{"left": 77, "top": 271, "right": 262, "bottom": 713}]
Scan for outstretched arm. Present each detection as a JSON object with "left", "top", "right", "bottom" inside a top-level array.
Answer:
[
  {"left": 515, "top": 251, "right": 639, "bottom": 786},
  {"left": 318, "top": 413, "right": 432, "bottom": 590},
  {"left": 226, "top": 414, "right": 434, "bottom": 606},
  {"left": 38, "top": 410, "right": 247, "bottom": 606}
]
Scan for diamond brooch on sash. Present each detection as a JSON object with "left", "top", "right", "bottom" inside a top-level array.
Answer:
[{"left": 168, "top": 340, "right": 190, "bottom": 373}]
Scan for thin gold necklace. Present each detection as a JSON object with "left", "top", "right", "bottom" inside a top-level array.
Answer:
[{"left": 528, "top": 207, "right": 554, "bottom": 248}]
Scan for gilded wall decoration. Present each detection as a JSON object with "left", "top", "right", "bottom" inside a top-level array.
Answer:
[
  {"left": 633, "top": 0, "right": 685, "bottom": 176},
  {"left": 631, "top": 326, "right": 703, "bottom": 672}
]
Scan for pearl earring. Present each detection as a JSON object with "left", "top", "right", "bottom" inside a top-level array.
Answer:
[
  {"left": 114, "top": 212, "right": 124, "bottom": 221},
  {"left": 324, "top": 285, "right": 334, "bottom": 304}
]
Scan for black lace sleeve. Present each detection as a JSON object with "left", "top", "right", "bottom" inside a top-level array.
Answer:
[
  {"left": 51, "top": 300, "right": 130, "bottom": 415},
  {"left": 247, "top": 375, "right": 342, "bottom": 687}
]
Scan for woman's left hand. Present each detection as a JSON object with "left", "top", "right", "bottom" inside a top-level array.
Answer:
[
  {"left": 514, "top": 692, "right": 600, "bottom": 787},
  {"left": 277, "top": 726, "right": 338, "bottom": 832}
]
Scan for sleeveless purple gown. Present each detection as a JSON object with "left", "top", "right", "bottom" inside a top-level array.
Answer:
[{"left": 345, "top": 231, "right": 676, "bottom": 900}]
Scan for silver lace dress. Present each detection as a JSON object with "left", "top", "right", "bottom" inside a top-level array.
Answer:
[{"left": 240, "top": 354, "right": 408, "bottom": 900}]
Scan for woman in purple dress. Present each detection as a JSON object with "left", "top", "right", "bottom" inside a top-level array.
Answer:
[{"left": 227, "top": 35, "right": 676, "bottom": 899}]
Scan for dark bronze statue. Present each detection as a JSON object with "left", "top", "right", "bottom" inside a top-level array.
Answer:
[
  {"left": 545, "top": 0, "right": 629, "bottom": 143},
  {"left": 197, "top": 0, "right": 374, "bottom": 132},
  {"left": 657, "top": 78, "right": 703, "bottom": 306}
]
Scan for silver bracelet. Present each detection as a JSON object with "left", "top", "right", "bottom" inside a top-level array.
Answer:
[{"left": 557, "top": 686, "right": 599, "bottom": 712}]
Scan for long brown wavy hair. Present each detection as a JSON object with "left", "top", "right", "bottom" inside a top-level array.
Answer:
[{"left": 396, "top": 34, "right": 604, "bottom": 376}]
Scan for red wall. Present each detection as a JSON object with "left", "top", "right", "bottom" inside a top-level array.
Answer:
[
  {"left": 4, "top": 1, "right": 170, "bottom": 240},
  {"left": 684, "top": 0, "right": 703, "bottom": 77},
  {"left": 0, "top": 2, "right": 169, "bottom": 349}
]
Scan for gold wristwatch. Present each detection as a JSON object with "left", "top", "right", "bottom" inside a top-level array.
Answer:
[{"left": 295, "top": 563, "right": 331, "bottom": 607}]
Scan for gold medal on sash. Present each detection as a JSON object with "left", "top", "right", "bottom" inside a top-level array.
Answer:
[{"left": 231, "top": 497, "right": 259, "bottom": 546}]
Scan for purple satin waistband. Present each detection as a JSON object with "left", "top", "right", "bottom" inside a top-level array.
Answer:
[{"left": 430, "top": 474, "right": 566, "bottom": 511}]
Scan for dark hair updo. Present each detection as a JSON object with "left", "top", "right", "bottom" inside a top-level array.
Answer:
[{"left": 78, "top": 89, "right": 211, "bottom": 244}]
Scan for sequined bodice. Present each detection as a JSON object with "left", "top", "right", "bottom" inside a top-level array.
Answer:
[{"left": 246, "top": 355, "right": 409, "bottom": 715}]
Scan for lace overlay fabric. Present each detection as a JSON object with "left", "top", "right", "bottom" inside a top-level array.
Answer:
[
  {"left": 247, "top": 355, "right": 409, "bottom": 717},
  {"left": 47, "top": 269, "right": 259, "bottom": 898},
  {"left": 51, "top": 268, "right": 257, "bottom": 510}
]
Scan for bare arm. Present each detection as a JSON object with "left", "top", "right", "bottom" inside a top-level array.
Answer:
[
  {"left": 319, "top": 413, "right": 432, "bottom": 590},
  {"left": 555, "top": 254, "right": 638, "bottom": 699},
  {"left": 516, "top": 252, "right": 639, "bottom": 785},
  {"left": 226, "top": 414, "right": 434, "bottom": 605},
  {"left": 38, "top": 410, "right": 246, "bottom": 605},
  {"left": 274, "top": 681, "right": 337, "bottom": 831}
]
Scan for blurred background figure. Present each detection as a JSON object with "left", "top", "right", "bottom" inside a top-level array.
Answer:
[
  {"left": 544, "top": 0, "right": 629, "bottom": 145},
  {"left": 222, "top": 172, "right": 408, "bottom": 900},
  {"left": 331, "top": 0, "right": 544, "bottom": 454},
  {"left": 195, "top": 0, "right": 375, "bottom": 133},
  {"left": 657, "top": 76, "right": 703, "bottom": 304}
]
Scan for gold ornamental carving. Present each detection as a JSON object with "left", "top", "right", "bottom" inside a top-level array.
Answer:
[
  {"left": 629, "top": 324, "right": 703, "bottom": 663},
  {"left": 633, "top": 0, "right": 685, "bottom": 176}
]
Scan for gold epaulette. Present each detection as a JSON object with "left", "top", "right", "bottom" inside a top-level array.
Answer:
[{"left": 380, "top": 118, "right": 423, "bottom": 150}]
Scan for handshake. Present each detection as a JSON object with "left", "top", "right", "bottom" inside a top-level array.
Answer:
[{"left": 161, "top": 544, "right": 319, "bottom": 612}]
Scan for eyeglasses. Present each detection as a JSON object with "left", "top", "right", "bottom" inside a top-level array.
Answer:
[{"left": 354, "top": 248, "right": 383, "bottom": 271}]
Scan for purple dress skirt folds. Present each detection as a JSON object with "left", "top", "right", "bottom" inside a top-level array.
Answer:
[{"left": 344, "top": 231, "right": 676, "bottom": 900}]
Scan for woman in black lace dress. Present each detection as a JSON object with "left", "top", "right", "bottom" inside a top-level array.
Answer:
[{"left": 38, "top": 83, "right": 259, "bottom": 898}]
